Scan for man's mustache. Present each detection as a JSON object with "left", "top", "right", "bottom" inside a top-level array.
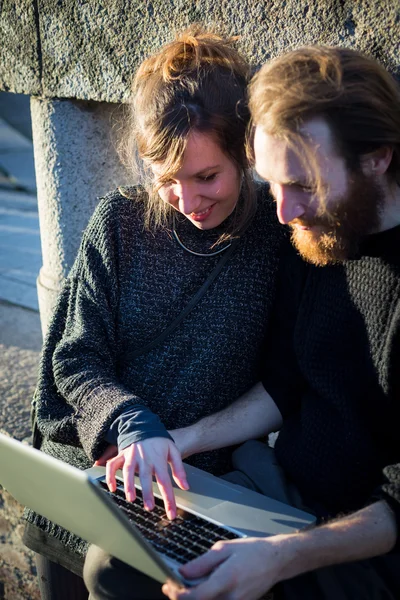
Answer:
[
  {"left": 289, "top": 217, "right": 321, "bottom": 228},
  {"left": 289, "top": 212, "right": 341, "bottom": 230}
]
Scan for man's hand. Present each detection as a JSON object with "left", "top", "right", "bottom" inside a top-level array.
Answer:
[
  {"left": 162, "top": 536, "right": 286, "bottom": 600},
  {"left": 100, "top": 438, "right": 189, "bottom": 520},
  {"left": 162, "top": 501, "right": 397, "bottom": 599}
]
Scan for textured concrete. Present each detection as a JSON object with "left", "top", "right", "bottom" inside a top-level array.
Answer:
[
  {"left": 31, "top": 96, "right": 131, "bottom": 332},
  {"left": 0, "top": 0, "right": 41, "bottom": 96},
  {"left": 1, "top": 0, "right": 399, "bottom": 101},
  {"left": 0, "top": 302, "right": 42, "bottom": 600}
]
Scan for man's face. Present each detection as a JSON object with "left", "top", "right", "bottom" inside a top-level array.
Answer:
[{"left": 253, "top": 118, "right": 383, "bottom": 265}]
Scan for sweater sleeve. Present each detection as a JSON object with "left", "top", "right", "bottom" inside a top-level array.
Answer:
[
  {"left": 105, "top": 406, "right": 173, "bottom": 451},
  {"left": 371, "top": 300, "right": 400, "bottom": 548},
  {"left": 49, "top": 194, "right": 168, "bottom": 460}
]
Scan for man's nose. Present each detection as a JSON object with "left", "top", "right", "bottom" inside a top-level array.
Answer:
[
  {"left": 274, "top": 186, "right": 305, "bottom": 225},
  {"left": 174, "top": 184, "right": 201, "bottom": 215}
]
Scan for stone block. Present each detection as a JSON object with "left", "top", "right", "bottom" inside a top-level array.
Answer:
[
  {"left": 0, "top": 0, "right": 41, "bottom": 95},
  {"left": 1, "top": 0, "right": 399, "bottom": 101}
]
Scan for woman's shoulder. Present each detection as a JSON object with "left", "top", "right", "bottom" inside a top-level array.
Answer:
[
  {"left": 85, "top": 185, "right": 148, "bottom": 234},
  {"left": 96, "top": 185, "right": 147, "bottom": 217}
]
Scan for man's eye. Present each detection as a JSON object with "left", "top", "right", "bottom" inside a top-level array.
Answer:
[{"left": 295, "top": 183, "right": 315, "bottom": 194}]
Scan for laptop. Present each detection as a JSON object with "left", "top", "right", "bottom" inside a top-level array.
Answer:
[{"left": 0, "top": 433, "right": 314, "bottom": 587}]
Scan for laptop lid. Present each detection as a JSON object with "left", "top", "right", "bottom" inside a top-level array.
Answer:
[{"left": 0, "top": 433, "right": 179, "bottom": 584}]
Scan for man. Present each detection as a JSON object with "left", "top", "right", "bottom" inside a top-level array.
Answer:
[
  {"left": 85, "top": 46, "right": 400, "bottom": 599},
  {"left": 159, "top": 46, "right": 400, "bottom": 599}
]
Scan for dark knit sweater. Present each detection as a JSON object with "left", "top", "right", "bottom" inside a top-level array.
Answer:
[
  {"left": 262, "top": 225, "right": 400, "bottom": 528},
  {"left": 25, "top": 184, "right": 284, "bottom": 555}
]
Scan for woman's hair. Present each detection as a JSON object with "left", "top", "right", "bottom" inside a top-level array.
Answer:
[
  {"left": 120, "top": 25, "right": 255, "bottom": 237},
  {"left": 248, "top": 45, "right": 400, "bottom": 200}
]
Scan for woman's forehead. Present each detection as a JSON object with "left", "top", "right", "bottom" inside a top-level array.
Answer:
[{"left": 150, "top": 131, "right": 229, "bottom": 179}]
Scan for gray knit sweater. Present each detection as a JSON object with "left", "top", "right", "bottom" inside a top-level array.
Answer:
[{"left": 25, "top": 184, "right": 285, "bottom": 555}]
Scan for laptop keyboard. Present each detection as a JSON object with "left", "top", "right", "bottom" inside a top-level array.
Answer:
[{"left": 99, "top": 480, "right": 241, "bottom": 564}]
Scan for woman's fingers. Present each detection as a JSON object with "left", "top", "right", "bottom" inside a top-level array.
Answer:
[
  {"left": 105, "top": 452, "right": 126, "bottom": 493},
  {"left": 122, "top": 445, "right": 138, "bottom": 503},
  {"left": 168, "top": 443, "right": 189, "bottom": 491},
  {"left": 137, "top": 461, "right": 156, "bottom": 511},
  {"left": 154, "top": 465, "right": 178, "bottom": 520},
  {"left": 94, "top": 444, "right": 118, "bottom": 466},
  {"left": 102, "top": 438, "right": 186, "bottom": 518}
]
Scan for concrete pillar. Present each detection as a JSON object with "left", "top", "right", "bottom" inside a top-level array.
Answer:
[{"left": 30, "top": 97, "right": 131, "bottom": 336}]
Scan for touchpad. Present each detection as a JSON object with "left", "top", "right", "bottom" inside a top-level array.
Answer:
[{"left": 174, "top": 470, "right": 244, "bottom": 512}]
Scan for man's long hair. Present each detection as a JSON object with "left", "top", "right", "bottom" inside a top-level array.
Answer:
[{"left": 249, "top": 46, "right": 400, "bottom": 197}]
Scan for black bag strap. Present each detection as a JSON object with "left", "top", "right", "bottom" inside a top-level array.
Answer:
[
  {"left": 31, "top": 390, "right": 43, "bottom": 450},
  {"left": 124, "top": 237, "right": 240, "bottom": 362}
]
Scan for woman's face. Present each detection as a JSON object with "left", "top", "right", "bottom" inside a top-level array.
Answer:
[{"left": 150, "top": 131, "right": 242, "bottom": 230}]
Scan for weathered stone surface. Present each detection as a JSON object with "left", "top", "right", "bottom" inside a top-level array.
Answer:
[
  {"left": 0, "top": 0, "right": 41, "bottom": 96},
  {"left": 1, "top": 0, "right": 399, "bottom": 102},
  {"left": 30, "top": 97, "right": 131, "bottom": 332}
]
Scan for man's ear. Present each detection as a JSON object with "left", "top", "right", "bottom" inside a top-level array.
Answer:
[{"left": 361, "top": 146, "right": 393, "bottom": 176}]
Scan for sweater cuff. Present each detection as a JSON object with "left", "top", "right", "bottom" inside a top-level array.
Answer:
[{"left": 105, "top": 404, "right": 173, "bottom": 452}]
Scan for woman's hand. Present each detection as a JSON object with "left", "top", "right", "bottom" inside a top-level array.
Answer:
[
  {"left": 94, "top": 444, "right": 118, "bottom": 465},
  {"left": 104, "top": 438, "right": 189, "bottom": 520}
]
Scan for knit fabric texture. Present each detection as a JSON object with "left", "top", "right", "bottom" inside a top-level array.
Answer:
[
  {"left": 24, "top": 183, "right": 285, "bottom": 557},
  {"left": 262, "top": 225, "right": 400, "bottom": 524}
]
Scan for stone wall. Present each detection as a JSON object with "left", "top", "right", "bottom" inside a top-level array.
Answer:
[{"left": 1, "top": 0, "right": 399, "bottom": 101}]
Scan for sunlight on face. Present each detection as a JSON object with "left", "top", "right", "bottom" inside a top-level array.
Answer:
[
  {"left": 254, "top": 120, "right": 383, "bottom": 264},
  {"left": 151, "top": 132, "right": 241, "bottom": 230}
]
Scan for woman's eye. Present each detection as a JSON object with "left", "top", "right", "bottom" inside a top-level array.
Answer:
[{"left": 199, "top": 173, "right": 217, "bottom": 182}]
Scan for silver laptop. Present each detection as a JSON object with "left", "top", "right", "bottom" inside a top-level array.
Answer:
[{"left": 0, "top": 433, "right": 314, "bottom": 586}]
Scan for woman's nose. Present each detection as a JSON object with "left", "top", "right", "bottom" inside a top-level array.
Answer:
[{"left": 174, "top": 184, "right": 201, "bottom": 215}]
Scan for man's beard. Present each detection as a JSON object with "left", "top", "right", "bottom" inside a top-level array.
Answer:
[{"left": 289, "top": 173, "right": 385, "bottom": 266}]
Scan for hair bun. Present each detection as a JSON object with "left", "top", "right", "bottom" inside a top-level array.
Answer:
[{"left": 136, "top": 24, "right": 249, "bottom": 83}]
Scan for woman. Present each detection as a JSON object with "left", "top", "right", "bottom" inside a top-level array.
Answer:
[{"left": 24, "top": 26, "right": 284, "bottom": 598}]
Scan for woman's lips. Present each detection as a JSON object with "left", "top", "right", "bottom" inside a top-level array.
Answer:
[{"left": 190, "top": 204, "right": 215, "bottom": 222}]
